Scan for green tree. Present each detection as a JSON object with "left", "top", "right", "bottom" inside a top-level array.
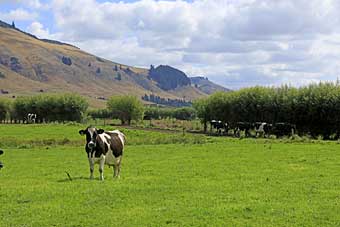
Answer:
[
  {"left": 107, "top": 95, "right": 144, "bottom": 125},
  {"left": 173, "top": 107, "right": 196, "bottom": 120},
  {"left": 0, "top": 99, "right": 9, "bottom": 122},
  {"left": 193, "top": 98, "right": 210, "bottom": 132}
]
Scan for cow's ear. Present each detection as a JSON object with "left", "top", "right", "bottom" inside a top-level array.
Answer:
[
  {"left": 79, "top": 130, "right": 85, "bottom": 135},
  {"left": 97, "top": 129, "right": 104, "bottom": 134}
]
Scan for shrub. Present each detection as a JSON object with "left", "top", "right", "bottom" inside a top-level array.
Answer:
[
  {"left": 12, "top": 94, "right": 88, "bottom": 122},
  {"left": 107, "top": 95, "right": 144, "bottom": 125},
  {"left": 0, "top": 99, "right": 8, "bottom": 121}
]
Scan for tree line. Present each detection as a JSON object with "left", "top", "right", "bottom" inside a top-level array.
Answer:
[
  {"left": 0, "top": 94, "right": 88, "bottom": 123},
  {"left": 0, "top": 93, "right": 196, "bottom": 124},
  {"left": 89, "top": 101, "right": 196, "bottom": 123},
  {"left": 142, "top": 94, "right": 192, "bottom": 107},
  {"left": 3, "top": 82, "right": 340, "bottom": 140},
  {"left": 194, "top": 82, "right": 340, "bottom": 139}
]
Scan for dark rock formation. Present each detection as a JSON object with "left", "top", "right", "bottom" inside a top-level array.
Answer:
[
  {"left": 148, "top": 65, "right": 191, "bottom": 91},
  {"left": 62, "top": 56, "right": 72, "bottom": 66},
  {"left": 96, "top": 57, "right": 105, "bottom": 62},
  {"left": 10, "top": 57, "right": 22, "bottom": 72},
  {"left": 33, "top": 64, "right": 48, "bottom": 81}
]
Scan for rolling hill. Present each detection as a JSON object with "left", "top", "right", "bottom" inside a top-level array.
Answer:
[
  {"left": 190, "top": 76, "right": 232, "bottom": 94},
  {"left": 0, "top": 20, "right": 229, "bottom": 107}
]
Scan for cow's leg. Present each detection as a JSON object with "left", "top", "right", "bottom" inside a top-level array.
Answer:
[
  {"left": 234, "top": 128, "right": 240, "bottom": 137},
  {"left": 99, "top": 155, "right": 105, "bottom": 181},
  {"left": 114, "top": 156, "right": 122, "bottom": 178},
  {"left": 88, "top": 158, "right": 94, "bottom": 180}
]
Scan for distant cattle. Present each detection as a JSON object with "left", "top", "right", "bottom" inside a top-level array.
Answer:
[
  {"left": 0, "top": 149, "right": 4, "bottom": 170},
  {"left": 79, "top": 127, "right": 126, "bottom": 180},
  {"left": 27, "top": 113, "right": 37, "bottom": 123},
  {"left": 272, "top": 123, "right": 296, "bottom": 137},
  {"left": 210, "top": 120, "right": 228, "bottom": 135},
  {"left": 234, "top": 122, "right": 253, "bottom": 137},
  {"left": 254, "top": 122, "right": 272, "bottom": 138}
]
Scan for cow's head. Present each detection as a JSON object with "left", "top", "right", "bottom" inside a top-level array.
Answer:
[{"left": 79, "top": 127, "right": 104, "bottom": 149}]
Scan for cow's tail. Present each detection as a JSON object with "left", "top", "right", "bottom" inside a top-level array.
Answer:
[
  {"left": 118, "top": 131, "right": 126, "bottom": 145},
  {"left": 121, "top": 133, "right": 126, "bottom": 144}
]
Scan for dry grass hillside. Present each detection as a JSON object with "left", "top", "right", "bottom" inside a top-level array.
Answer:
[{"left": 0, "top": 23, "right": 224, "bottom": 107}]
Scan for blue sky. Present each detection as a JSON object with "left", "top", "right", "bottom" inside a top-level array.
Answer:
[{"left": 1, "top": 0, "right": 340, "bottom": 89}]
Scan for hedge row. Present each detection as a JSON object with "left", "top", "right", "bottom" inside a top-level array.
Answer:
[
  {"left": 88, "top": 103, "right": 196, "bottom": 122},
  {"left": 0, "top": 94, "right": 88, "bottom": 123},
  {"left": 194, "top": 82, "right": 340, "bottom": 139}
]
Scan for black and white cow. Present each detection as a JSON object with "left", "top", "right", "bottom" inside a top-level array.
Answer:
[
  {"left": 234, "top": 122, "right": 253, "bottom": 137},
  {"left": 254, "top": 122, "right": 272, "bottom": 138},
  {"left": 79, "top": 127, "right": 126, "bottom": 180},
  {"left": 27, "top": 113, "right": 37, "bottom": 123},
  {"left": 272, "top": 123, "right": 295, "bottom": 137},
  {"left": 0, "top": 149, "right": 4, "bottom": 170},
  {"left": 210, "top": 120, "right": 228, "bottom": 135}
]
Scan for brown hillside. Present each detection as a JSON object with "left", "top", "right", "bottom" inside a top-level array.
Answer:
[{"left": 0, "top": 24, "right": 208, "bottom": 107}]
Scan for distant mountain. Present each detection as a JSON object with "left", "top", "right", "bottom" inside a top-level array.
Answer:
[
  {"left": 190, "top": 76, "right": 231, "bottom": 94},
  {"left": 148, "top": 65, "right": 191, "bottom": 90},
  {"left": 0, "top": 19, "right": 211, "bottom": 107}
]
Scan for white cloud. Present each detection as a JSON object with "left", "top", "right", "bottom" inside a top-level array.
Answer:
[
  {"left": 0, "top": 0, "right": 49, "bottom": 9},
  {"left": 0, "top": 8, "right": 37, "bottom": 21},
  {"left": 25, "top": 0, "right": 50, "bottom": 10},
  {"left": 27, "top": 21, "right": 50, "bottom": 38},
  {"left": 36, "top": 0, "right": 340, "bottom": 88}
]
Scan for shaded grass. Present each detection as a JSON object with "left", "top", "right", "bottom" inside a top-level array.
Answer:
[
  {"left": 0, "top": 124, "right": 212, "bottom": 148},
  {"left": 0, "top": 139, "right": 340, "bottom": 226},
  {"left": 1, "top": 124, "right": 338, "bottom": 150}
]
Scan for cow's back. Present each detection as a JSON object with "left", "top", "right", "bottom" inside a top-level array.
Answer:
[{"left": 104, "top": 130, "right": 125, "bottom": 157}]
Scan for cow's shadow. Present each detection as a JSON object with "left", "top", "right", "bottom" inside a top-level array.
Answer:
[
  {"left": 57, "top": 176, "right": 89, "bottom": 182},
  {"left": 57, "top": 176, "right": 113, "bottom": 182}
]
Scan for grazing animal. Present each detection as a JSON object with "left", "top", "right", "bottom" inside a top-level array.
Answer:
[
  {"left": 234, "top": 122, "right": 253, "bottom": 137},
  {"left": 255, "top": 122, "right": 272, "bottom": 138},
  {"left": 210, "top": 120, "right": 228, "bottom": 135},
  {"left": 272, "top": 123, "right": 295, "bottom": 137},
  {"left": 27, "top": 113, "right": 37, "bottom": 123},
  {"left": 79, "top": 127, "right": 125, "bottom": 180},
  {"left": 0, "top": 149, "right": 4, "bottom": 170}
]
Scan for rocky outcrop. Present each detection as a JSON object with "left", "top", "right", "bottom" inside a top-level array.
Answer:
[
  {"left": 148, "top": 65, "right": 191, "bottom": 91},
  {"left": 9, "top": 57, "right": 23, "bottom": 72},
  {"left": 61, "top": 56, "right": 72, "bottom": 66}
]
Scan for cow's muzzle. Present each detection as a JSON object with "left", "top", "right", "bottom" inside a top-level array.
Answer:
[{"left": 88, "top": 142, "right": 95, "bottom": 149}]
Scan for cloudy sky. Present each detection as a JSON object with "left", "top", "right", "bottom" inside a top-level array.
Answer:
[{"left": 1, "top": 0, "right": 340, "bottom": 89}]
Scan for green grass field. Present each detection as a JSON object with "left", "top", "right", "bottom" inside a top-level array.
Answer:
[{"left": 0, "top": 124, "right": 339, "bottom": 226}]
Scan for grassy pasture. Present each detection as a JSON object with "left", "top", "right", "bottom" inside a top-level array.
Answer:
[{"left": 0, "top": 124, "right": 339, "bottom": 226}]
